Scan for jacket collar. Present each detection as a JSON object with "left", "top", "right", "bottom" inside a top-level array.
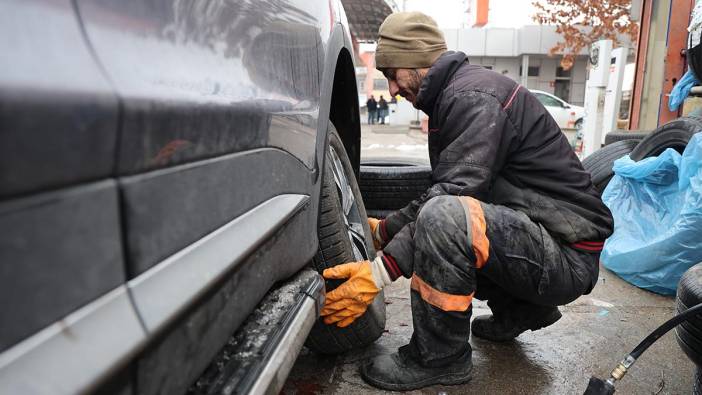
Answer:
[{"left": 415, "top": 51, "right": 469, "bottom": 116}]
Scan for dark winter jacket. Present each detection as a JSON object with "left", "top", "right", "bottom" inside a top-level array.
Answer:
[
  {"left": 383, "top": 51, "right": 613, "bottom": 260},
  {"left": 367, "top": 98, "right": 377, "bottom": 111}
]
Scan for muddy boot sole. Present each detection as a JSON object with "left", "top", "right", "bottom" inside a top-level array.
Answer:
[
  {"left": 472, "top": 308, "right": 562, "bottom": 342},
  {"left": 360, "top": 364, "right": 473, "bottom": 391},
  {"left": 359, "top": 348, "right": 474, "bottom": 392}
]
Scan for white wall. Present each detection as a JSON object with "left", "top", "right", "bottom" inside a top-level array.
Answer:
[
  {"left": 494, "top": 58, "right": 520, "bottom": 81},
  {"left": 463, "top": 55, "right": 587, "bottom": 105},
  {"left": 443, "top": 25, "right": 591, "bottom": 57},
  {"left": 537, "top": 58, "right": 558, "bottom": 94}
]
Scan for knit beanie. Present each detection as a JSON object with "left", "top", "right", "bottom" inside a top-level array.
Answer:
[{"left": 375, "top": 12, "right": 447, "bottom": 69}]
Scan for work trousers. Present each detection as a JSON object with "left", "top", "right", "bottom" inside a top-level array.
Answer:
[
  {"left": 368, "top": 110, "right": 377, "bottom": 125},
  {"left": 389, "top": 195, "right": 600, "bottom": 366}
]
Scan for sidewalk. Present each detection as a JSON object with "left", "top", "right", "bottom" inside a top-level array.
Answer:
[{"left": 284, "top": 265, "right": 692, "bottom": 394}]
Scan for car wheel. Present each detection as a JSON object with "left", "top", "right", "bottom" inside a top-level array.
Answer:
[
  {"left": 604, "top": 130, "right": 650, "bottom": 146},
  {"left": 306, "top": 123, "right": 386, "bottom": 354},
  {"left": 675, "top": 263, "right": 702, "bottom": 368},
  {"left": 581, "top": 139, "right": 639, "bottom": 194},
  {"left": 629, "top": 117, "right": 702, "bottom": 160},
  {"left": 359, "top": 159, "right": 432, "bottom": 218}
]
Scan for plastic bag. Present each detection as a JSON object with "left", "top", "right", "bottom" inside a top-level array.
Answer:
[
  {"left": 601, "top": 132, "right": 702, "bottom": 295},
  {"left": 669, "top": 70, "right": 699, "bottom": 111}
]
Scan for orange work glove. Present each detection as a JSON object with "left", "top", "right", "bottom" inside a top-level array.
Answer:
[
  {"left": 321, "top": 257, "right": 393, "bottom": 327},
  {"left": 367, "top": 217, "right": 386, "bottom": 251}
]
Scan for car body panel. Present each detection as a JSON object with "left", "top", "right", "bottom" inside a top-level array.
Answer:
[
  {"left": 119, "top": 148, "right": 313, "bottom": 277},
  {"left": 0, "top": 181, "right": 125, "bottom": 354},
  {"left": 0, "top": 0, "right": 119, "bottom": 199},
  {"left": 127, "top": 194, "right": 310, "bottom": 334},
  {"left": 75, "top": 0, "right": 322, "bottom": 174},
  {"left": 0, "top": 286, "right": 145, "bottom": 395},
  {"left": 1, "top": 0, "right": 358, "bottom": 393},
  {"left": 71, "top": 0, "right": 355, "bottom": 393}
]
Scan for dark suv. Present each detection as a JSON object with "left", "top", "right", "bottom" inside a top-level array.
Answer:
[{"left": 0, "top": 1, "right": 385, "bottom": 393}]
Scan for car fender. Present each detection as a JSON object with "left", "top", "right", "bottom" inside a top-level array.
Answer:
[{"left": 311, "top": 17, "right": 361, "bottom": 219}]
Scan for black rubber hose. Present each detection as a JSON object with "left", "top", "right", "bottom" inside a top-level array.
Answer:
[
  {"left": 630, "top": 302, "right": 702, "bottom": 359},
  {"left": 585, "top": 302, "right": 702, "bottom": 394}
]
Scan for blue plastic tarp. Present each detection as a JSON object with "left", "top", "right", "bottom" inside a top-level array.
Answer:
[
  {"left": 669, "top": 69, "right": 699, "bottom": 111},
  {"left": 601, "top": 132, "right": 702, "bottom": 295}
]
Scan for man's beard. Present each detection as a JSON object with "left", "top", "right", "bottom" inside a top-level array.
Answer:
[{"left": 403, "top": 69, "right": 423, "bottom": 105}]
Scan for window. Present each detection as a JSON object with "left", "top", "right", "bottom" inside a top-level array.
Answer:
[
  {"left": 373, "top": 79, "right": 388, "bottom": 90},
  {"left": 535, "top": 93, "right": 563, "bottom": 108},
  {"left": 556, "top": 66, "right": 571, "bottom": 78},
  {"left": 519, "top": 66, "right": 540, "bottom": 77}
]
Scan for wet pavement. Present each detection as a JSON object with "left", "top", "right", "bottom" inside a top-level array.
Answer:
[
  {"left": 284, "top": 265, "right": 693, "bottom": 394},
  {"left": 282, "top": 123, "right": 694, "bottom": 394},
  {"left": 360, "top": 124, "right": 430, "bottom": 163}
]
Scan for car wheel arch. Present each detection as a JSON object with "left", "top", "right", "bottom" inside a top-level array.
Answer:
[{"left": 328, "top": 48, "right": 361, "bottom": 178}]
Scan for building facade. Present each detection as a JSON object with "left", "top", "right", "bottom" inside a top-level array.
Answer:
[{"left": 442, "top": 25, "right": 589, "bottom": 105}]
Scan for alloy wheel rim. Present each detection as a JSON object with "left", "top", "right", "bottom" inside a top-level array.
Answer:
[{"left": 328, "top": 146, "right": 370, "bottom": 262}]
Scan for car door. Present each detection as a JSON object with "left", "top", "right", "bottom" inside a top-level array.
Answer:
[
  {"left": 0, "top": 1, "right": 144, "bottom": 394},
  {"left": 73, "top": 0, "right": 325, "bottom": 393}
]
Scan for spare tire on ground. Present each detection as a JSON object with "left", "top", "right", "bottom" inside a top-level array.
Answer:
[
  {"left": 306, "top": 124, "right": 386, "bottom": 354},
  {"left": 630, "top": 116, "right": 702, "bottom": 160},
  {"left": 604, "top": 130, "right": 650, "bottom": 146},
  {"left": 581, "top": 139, "right": 639, "bottom": 194},
  {"left": 359, "top": 159, "right": 431, "bottom": 218}
]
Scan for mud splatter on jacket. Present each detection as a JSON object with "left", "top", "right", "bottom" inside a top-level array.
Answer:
[{"left": 383, "top": 51, "right": 613, "bottom": 271}]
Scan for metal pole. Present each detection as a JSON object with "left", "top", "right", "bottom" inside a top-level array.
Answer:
[{"left": 602, "top": 46, "right": 629, "bottom": 137}]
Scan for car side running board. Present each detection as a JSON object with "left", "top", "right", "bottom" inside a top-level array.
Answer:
[{"left": 189, "top": 268, "right": 325, "bottom": 395}]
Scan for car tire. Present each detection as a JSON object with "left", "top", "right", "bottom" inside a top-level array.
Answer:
[
  {"left": 629, "top": 117, "right": 702, "bottom": 161},
  {"left": 581, "top": 139, "right": 640, "bottom": 194},
  {"left": 306, "top": 123, "right": 386, "bottom": 355},
  {"left": 359, "top": 159, "right": 431, "bottom": 217},
  {"left": 675, "top": 264, "right": 702, "bottom": 368},
  {"left": 604, "top": 130, "right": 650, "bottom": 146}
]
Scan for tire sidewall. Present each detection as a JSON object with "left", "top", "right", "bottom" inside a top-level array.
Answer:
[{"left": 305, "top": 122, "right": 386, "bottom": 354}]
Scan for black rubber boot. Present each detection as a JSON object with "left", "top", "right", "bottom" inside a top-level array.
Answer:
[
  {"left": 471, "top": 305, "right": 562, "bottom": 342},
  {"left": 360, "top": 345, "right": 473, "bottom": 391}
]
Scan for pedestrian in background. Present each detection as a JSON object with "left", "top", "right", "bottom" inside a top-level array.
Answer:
[
  {"left": 378, "top": 95, "right": 388, "bottom": 124},
  {"left": 366, "top": 95, "right": 377, "bottom": 124}
]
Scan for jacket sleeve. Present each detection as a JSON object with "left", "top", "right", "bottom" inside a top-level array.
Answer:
[{"left": 383, "top": 91, "right": 516, "bottom": 238}]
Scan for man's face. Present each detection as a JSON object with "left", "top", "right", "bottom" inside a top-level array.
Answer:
[{"left": 381, "top": 68, "right": 424, "bottom": 106}]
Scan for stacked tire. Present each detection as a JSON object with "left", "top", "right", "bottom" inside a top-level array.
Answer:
[
  {"left": 603, "top": 130, "right": 650, "bottom": 146},
  {"left": 581, "top": 139, "right": 640, "bottom": 194},
  {"left": 581, "top": 117, "right": 702, "bottom": 194},
  {"left": 628, "top": 117, "right": 702, "bottom": 160},
  {"left": 359, "top": 159, "right": 432, "bottom": 219}
]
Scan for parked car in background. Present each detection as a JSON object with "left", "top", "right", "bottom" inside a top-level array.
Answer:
[
  {"left": 0, "top": 1, "right": 385, "bottom": 394},
  {"left": 530, "top": 89, "right": 585, "bottom": 131}
]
